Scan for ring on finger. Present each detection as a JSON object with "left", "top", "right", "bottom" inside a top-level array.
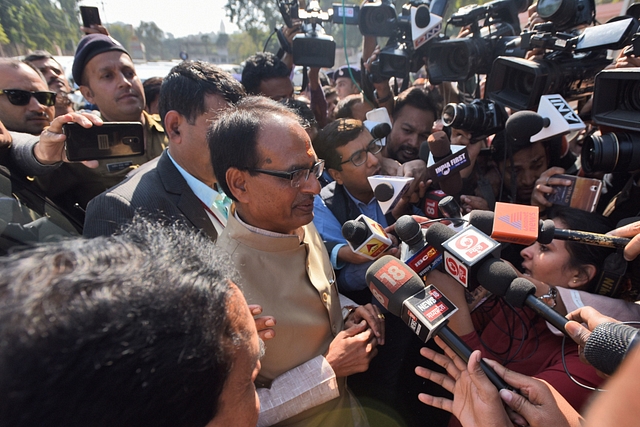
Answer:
[{"left": 377, "top": 313, "right": 385, "bottom": 320}]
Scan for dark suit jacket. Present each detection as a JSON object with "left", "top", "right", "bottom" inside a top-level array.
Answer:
[{"left": 83, "top": 150, "right": 217, "bottom": 240}]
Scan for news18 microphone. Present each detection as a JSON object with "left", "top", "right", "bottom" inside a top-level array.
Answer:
[
  {"left": 341, "top": 214, "right": 392, "bottom": 260},
  {"left": 426, "top": 222, "right": 501, "bottom": 291},
  {"left": 365, "top": 256, "right": 511, "bottom": 390},
  {"left": 395, "top": 215, "right": 443, "bottom": 278}
]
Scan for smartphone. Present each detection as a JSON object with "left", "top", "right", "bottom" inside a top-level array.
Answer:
[
  {"left": 80, "top": 6, "right": 102, "bottom": 28},
  {"left": 64, "top": 122, "right": 144, "bottom": 161},
  {"left": 545, "top": 174, "right": 603, "bottom": 213}
]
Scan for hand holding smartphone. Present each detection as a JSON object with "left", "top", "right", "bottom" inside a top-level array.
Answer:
[{"left": 63, "top": 122, "right": 144, "bottom": 161}]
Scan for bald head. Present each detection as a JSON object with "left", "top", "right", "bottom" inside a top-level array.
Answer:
[{"left": 0, "top": 59, "right": 54, "bottom": 135}]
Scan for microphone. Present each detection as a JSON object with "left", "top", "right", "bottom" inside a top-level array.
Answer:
[
  {"left": 373, "top": 182, "right": 395, "bottom": 202},
  {"left": 505, "top": 111, "right": 549, "bottom": 143},
  {"left": 503, "top": 278, "right": 570, "bottom": 333},
  {"left": 468, "top": 205, "right": 631, "bottom": 249},
  {"left": 424, "top": 131, "right": 469, "bottom": 196},
  {"left": 426, "top": 222, "right": 501, "bottom": 291},
  {"left": 368, "top": 176, "right": 414, "bottom": 214},
  {"left": 366, "top": 256, "right": 512, "bottom": 390},
  {"left": 505, "top": 95, "right": 585, "bottom": 144},
  {"left": 341, "top": 214, "right": 392, "bottom": 260},
  {"left": 583, "top": 322, "right": 640, "bottom": 375},
  {"left": 438, "top": 196, "right": 464, "bottom": 229},
  {"left": 370, "top": 122, "right": 392, "bottom": 140},
  {"left": 395, "top": 215, "right": 443, "bottom": 277}
]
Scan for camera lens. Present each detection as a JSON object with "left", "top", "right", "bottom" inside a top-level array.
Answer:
[
  {"left": 621, "top": 80, "right": 640, "bottom": 112},
  {"left": 582, "top": 132, "right": 640, "bottom": 173},
  {"left": 442, "top": 103, "right": 463, "bottom": 127}
]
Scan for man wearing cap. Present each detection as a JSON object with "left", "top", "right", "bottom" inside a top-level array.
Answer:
[
  {"left": 32, "top": 34, "right": 167, "bottom": 222},
  {"left": 334, "top": 66, "right": 360, "bottom": 100}
]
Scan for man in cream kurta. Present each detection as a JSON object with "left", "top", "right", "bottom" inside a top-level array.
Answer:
[{"left": 211, "top": 96, "right": 385, "bottom": 427}]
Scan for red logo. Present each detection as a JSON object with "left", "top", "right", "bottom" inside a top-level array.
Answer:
[
  {"left": 445, "top": 255, "right": 468, "bottom": 286},
  {"left": 446, "top": 257, "right": 458, "bottom": 275},
  {"left": 455, "top": 234, "right": 478, "bottom": 250}
]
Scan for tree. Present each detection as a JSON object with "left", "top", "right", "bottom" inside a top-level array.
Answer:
[
  {"left": 107, "top": 23, "right": 135, "bottom": 52},
  {"left": 136, "top": 21, "right": 165, "bottom": 60}
]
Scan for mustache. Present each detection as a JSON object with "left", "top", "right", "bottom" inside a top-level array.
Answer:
[{"left": 26, "top": 111, "right": 50, "bottom": 120}]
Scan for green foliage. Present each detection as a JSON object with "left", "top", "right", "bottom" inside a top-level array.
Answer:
[
  {"left": 136, "top": 21, "right": 165, "bottom": 60},
  {"left": 0, "top": 0, "right": 80, "bottom": 56}
]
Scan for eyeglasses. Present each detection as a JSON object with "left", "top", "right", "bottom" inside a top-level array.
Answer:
[
  {"left": 340, "top": 139, "right": 383, "bottom": 167},
  {"left": 251, "top": 160, "right": 325, "bottom": 188},
  {"left": 0, "top": 89, "right": 56, "bottom": 107}
]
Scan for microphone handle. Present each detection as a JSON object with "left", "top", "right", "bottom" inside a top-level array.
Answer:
[
  {"left": 437, "top": 324, "right": 513, "bottom": 391},
  {"left": 553, "top": 229, "right": 630, "bottom": 249},
  {"left": 524, "top": 295, "right": 569, "bottom": 334}
]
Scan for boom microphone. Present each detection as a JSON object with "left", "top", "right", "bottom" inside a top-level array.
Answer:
[
  {"left": 505, "top": 111, "right": 549, "bottom": 143},
  {"left": 370, "top": 122, "right": 392, "bottom": 140},
  {"left": 365, "top": 256, "right": 511, "bottom": 390},
  {"left": 583, "top": 322, "right": 640, "bottom": 375}
]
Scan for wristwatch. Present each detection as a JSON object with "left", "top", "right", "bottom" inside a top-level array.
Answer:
[
  {"left": 538, "top": 284, "right": 558, "bottom": 308},
  {"left": 342, "top": 305, "right": 357, "bottom": 321}
]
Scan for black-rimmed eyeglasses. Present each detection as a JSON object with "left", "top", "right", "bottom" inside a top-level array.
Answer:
[
  {"left": 339, "top": 139, "right": 383, "bottom": 167},
  {"left": 250, "top": 160, "right": 325, "bottom": 188},
  {"left": 0, "top": 89, "right": 56, "bottom": 107}
]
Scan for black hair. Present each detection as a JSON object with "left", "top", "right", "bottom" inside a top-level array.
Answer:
[
  {"left": 208, "top": 96, "right": 303, "bottom": 201},
  {"left": 0, "top": 217, "right": 244, "bottom": 427},
  {"left": 334, "top": 94, "right": 366, "bottom": 120},
  {"left": 158, "top": 60, "right": 245, "bottom": 125},
  {"left": 393, "top": 86, "right": 441, "bottom": 121},
  {"left": 241, "top": 52, "right": 290, "bottom": 95},
  {"left": 143, "top": 76, "right": 163, "bottom": 110},
  {"left": 280, "top": 97, "right": 316, "bottom": 128},
  {"left": 546, "top": 206, "right": 614, "bottom": 292},
  {"left": 313, "top": 118, "right": 365, "bottom": 171},
  {"left": 24, "top": 50, "right": 59, "bottom": 66}
]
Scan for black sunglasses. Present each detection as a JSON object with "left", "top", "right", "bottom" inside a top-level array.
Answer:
[{"left": 0, "top": 89, "right": 56, "bottom": 107}]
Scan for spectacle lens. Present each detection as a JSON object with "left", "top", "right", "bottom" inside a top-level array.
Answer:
[{"left": 0, "top": 89, "right": 56, "bottom": 107}]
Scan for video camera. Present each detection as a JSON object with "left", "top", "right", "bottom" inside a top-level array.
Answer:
[
  {"left": 442, "top": 99, "right": 508, "bottom": 141},
  {"left": 486, "top": 16, "right": 639, "bottom": 111},
  {"left": 582, "top": 68, "right": 640, "bottom": 174},
  {"left": 426, "top": 0, "right": 530, "bottom": 84},
  {"left": 357, "top": 0, "right": 442, "bottom": 79},
  {"left": 536, "top": 0, "right": 596, "bottom": 32},
  {"left": 278, "top": 0, "right": 336, "bottom": 68}
]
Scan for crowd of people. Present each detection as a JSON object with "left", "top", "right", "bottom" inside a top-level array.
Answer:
[{"left": 1, "top": 5, "right": 640, "bottom": 427}]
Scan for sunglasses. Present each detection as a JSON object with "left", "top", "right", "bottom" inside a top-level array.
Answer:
[{"left": 0, "top": 89, "right": 56, "bottom": 107}]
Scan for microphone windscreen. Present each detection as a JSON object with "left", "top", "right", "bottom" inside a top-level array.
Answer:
[
  {"left": 374, "top": 182, "right": 395, "bottom": 202},
  {"left": 419, "top": 141, "right": 430, "bottom": 163},
  {"left": 476, "top": 258, "right": 518, "bottom": 296},
  {"left": 504, "top": 277, "right": 536, "bottom": 308},
  {"left": 427, "top": 131, "right": 452, "bottom": 160},
  {"left": 366, "top": 255, "right": 425, "bottom": 316},
  {"left": 425, "top": 222, "right": 456, "bottom": 252},
  {"left": 438, "top": 196, "right": 462, "bottom": 219},
  {"left": 584, "top": 322, "right": 640, "bottom": 376},
  {"left": 539, "top": 219, "right": 555, "bottom": 244},
  {"left": 396, "top": 215, "right": 424, "bottom": 247},
  {"left": 468, "top": 210, "right": 495, "bottom": 236},
  {"left": 342, "top": 220, "right": 367, "bottom": 245},
  {"left": 371, "top": 122, "right": 392, "bottom": 140},
  {"left": 506, "top": 111, "right": 545, "bottom": 142}
]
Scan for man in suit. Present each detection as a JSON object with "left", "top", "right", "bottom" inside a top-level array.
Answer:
[{"left": 83, "top": 61, "right": 245, "bottom": 239}]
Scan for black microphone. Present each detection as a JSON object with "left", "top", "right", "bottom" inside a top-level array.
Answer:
[
  {"left": 468, "top": 208, "right": 630, "bottom": 249},
  {"left": 365, "top": 255, "right": 512, "bottom": 391},
  {"left": 395, "top": 215, "right": 443, "bottom": 277},
  {"left": 371, "top": 122, "right": 392, "bottom": 140},
  {"left": 341, "top": 214, "right": 392, "bottom": 260},
  {"left": 426, "top": 222, "right": 501, "bottom": 291},
  {"left": 584, "top": 322, "right": 640, "bottom": 375},
  {"left": 425, "top": 131, "right": 468, "bottom": 196},
  {"left": 505, "top": 110, "right": 549, "bottom": 143},
  {"left": 373, "top": 182, "right": 395, "bottom": 202},
  {"left": 503, "top": 278, "right": 570, "bottom": 333}
]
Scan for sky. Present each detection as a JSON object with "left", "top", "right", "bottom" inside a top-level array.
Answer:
[{"left": 79, "top": 0, "right": 241, "bottom": 38}]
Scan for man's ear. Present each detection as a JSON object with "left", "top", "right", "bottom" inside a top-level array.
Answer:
[
  {"left": 328, "top": 168, "right": 343, "bottom": 185},
  {"left": 163, "top": 110, "right": 183, "bottom": 143},
  {"left": 226, "top": 168, "right": 249, "bottom": 203},
  {"left": 79, "top": 85, "right": 94, "bottom": 104}
]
